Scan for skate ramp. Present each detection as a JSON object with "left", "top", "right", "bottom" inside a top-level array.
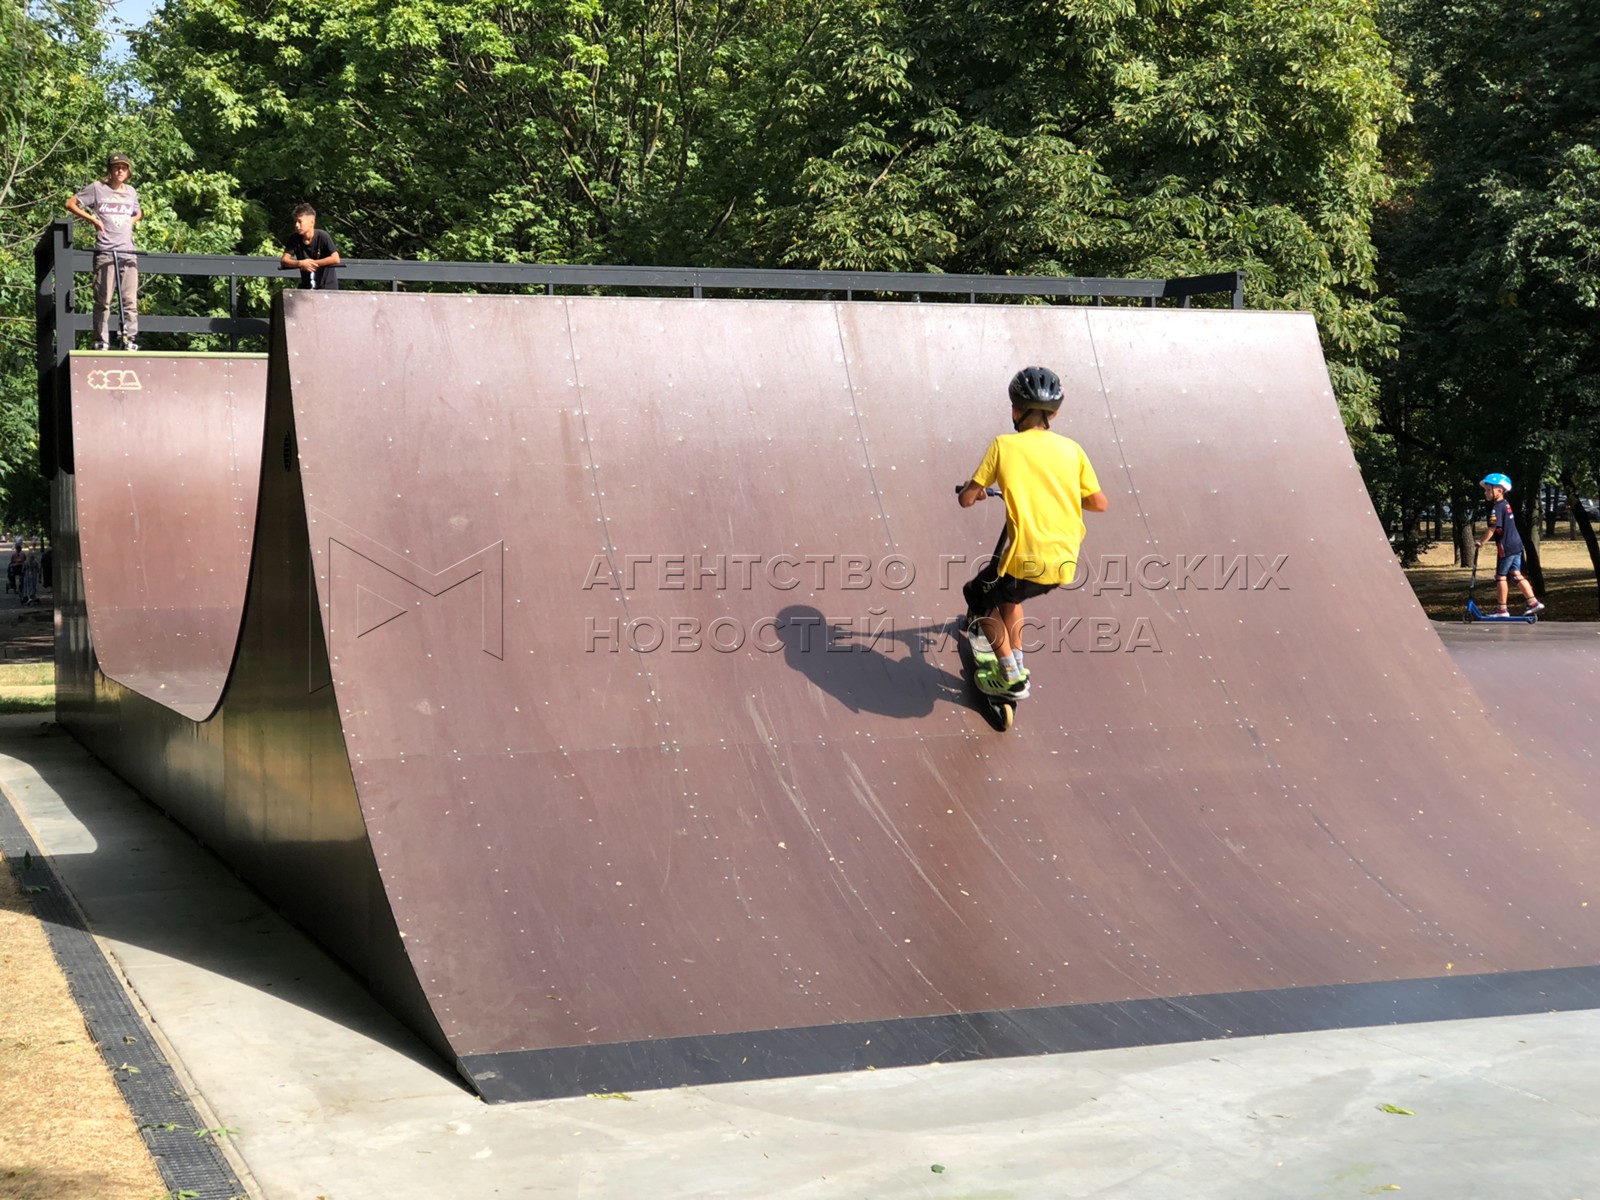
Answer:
[
  {"left": 56, "top": 294, "right": 1600, "bottom": 1102},
  {"left": 281, "top": 294, "right": 1600, "bottom": 1098}
]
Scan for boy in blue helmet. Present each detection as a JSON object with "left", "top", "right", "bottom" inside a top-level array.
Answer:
[
  {"left": 957, "top": 366, "right": 1109, "bottom": 697},
  {"left": 1477, "top": 473, "right": 1544, "bottom": 616}
]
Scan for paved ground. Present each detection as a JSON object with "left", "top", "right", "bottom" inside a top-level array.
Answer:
[{"left": 2, "top": 710, "right": 1598, "bottom": 1199}]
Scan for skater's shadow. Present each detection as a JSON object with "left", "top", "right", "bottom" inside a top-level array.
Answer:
[{"left": 772, "top": 604, "right": 967, "bottom": 719}]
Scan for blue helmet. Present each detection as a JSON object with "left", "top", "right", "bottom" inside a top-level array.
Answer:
[{"left": 1480, "top": 473, "right": 1512, "bottom": 491}]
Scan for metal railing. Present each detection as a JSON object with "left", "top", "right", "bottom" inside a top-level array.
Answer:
[{"left": 34, "top": 217, "right": 1244, "bottom": 473}]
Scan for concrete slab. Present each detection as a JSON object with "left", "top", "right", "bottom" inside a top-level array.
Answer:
[{"left": 4, "top": 713, "right": 1598, "bottom": 1199}]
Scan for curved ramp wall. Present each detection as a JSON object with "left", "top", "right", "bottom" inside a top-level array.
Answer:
[
  {"left": 282, "top": 293, "right": 1600, "bottom": 1099},
  {"left": 56, "top": 353, "right": 267, "bottom": 856},
  {"left": 54, "top": 350, "right": 441, "bottom": 1055},
  {"left": 56, "top": 297, "right": 1600, "bottom": 1102}
]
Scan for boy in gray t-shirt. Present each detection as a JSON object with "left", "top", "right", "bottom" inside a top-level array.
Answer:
[{"left": 66, "top": 153, "right": 143, "bottom": 350}]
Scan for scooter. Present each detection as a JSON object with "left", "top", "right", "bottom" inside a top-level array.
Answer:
[{"left": 1463, "top": 544, "right": 1537, "bottom": 623}]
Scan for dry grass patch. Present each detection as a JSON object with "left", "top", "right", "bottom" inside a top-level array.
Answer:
[
  {"left": 0, "top": 854, "right": 166, "bottom": 1200},
  {"left": 0, "top": 664, "right": 54, "bottom": 714},
  {"left": 1403, "top": 533, "right": 1600, "bottom": 622}
]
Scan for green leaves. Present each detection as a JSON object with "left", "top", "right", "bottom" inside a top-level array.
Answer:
[{"left": 1372, "top": 0, "right": 1600, "bottom": 568}]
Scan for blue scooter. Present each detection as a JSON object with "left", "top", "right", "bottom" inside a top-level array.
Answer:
[{"left": 1463, "top": 544, "right": 1537, "bottom": 623}]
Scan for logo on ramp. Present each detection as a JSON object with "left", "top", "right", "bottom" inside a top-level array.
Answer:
[
  {"left": 85, "top": 369, "right": 142, "bottom": 391},
  {"left": 312, "top": 508, "right": 504, "bottom": 660}
]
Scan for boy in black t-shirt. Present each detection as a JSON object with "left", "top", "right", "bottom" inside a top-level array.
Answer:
[
  {"left": 1476, "top": 472, "right": 1544, "bottom": 616},
  {"left": 281, "top": 203, "right": 341, "bottom": 290}
]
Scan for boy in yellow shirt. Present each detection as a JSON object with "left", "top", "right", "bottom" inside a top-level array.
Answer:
[{"left": 957, "top": 367, "right": 1108, "bottom": 698}]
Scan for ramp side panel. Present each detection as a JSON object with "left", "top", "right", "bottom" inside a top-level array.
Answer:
[
  {"left": 66, "top": 354, "right": 267, "bottom": 721},
  {"left": 53, "top": 463, "right": 230, "bottom": 851},
  {"left": 217, "top": 319, "right": 446, "bottom": 1050},
  {"left": 55, "top": 339, "right": 439, "bottom": 1054},
  {"left": 281, "top": 294, "right": 1600, "bottom": 1073}
]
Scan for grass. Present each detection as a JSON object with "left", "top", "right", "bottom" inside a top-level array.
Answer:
[
  {"left": 0, "top": 694, "right": 55, "bottom": 713},
  {"left": 0, "top": 662, "right": 54, "bottom": 712},
  {"left": 0, "top": 663, "right": 54, "bottom": 687},
  {"left": 1402, "top": 530, "right": 1600, "bottom": 621},
  {"left": 0, "top": 856, "right": 169, "bottom": 1200}
]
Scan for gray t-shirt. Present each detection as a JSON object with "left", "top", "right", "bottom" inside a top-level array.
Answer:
[{"left": 74, "top": 180, "right": 141, "bottom": 254}]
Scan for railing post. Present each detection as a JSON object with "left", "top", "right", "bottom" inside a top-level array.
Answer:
[
  {"left": 54, "top": 220, "right": 72, "bottom": 358},
  {"left": 1232, "top": 270, "right": 1246, "bottom": 310},
  {"left": 34, "top": 225, "right": 58, "bottom": 477}
]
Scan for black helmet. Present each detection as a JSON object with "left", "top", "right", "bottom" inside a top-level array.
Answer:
[{"left": 1008, "top": 366, "right": 1063, "bottom": 415}]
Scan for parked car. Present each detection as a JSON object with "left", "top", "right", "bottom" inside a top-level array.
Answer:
[{"left": 1553, "top": 494, "right": 1600, "bottom": 522}]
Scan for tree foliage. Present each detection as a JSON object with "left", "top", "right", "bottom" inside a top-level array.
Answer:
[
  {"left": 714, "top": 0, "right": 1406, "bottom": 424},
  {"left": 136, "top": 0, "right": 802, "bottom": 263},
  {"left": 1373, "top": 0, "right": 1600, "bottom": 583},
  {"left": 5, "top": 0, "right": 1421, "bottom": 537},
  {"left": 141, "top": 0, "right": 1404, "bottom": 419}
]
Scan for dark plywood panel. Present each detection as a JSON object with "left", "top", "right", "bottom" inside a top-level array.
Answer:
[
  {"left": 59, "top": 295, "right": 1600, "bottom": 1101},
  {"left": 1081, "top": 309, "right": 1471, "bottom": 727},
  {"left": 276, "top": 293, "right": 1600, "bottom": 1091},
  {"left": 67, "top": 353, "right": 267, "bottom": 719}
]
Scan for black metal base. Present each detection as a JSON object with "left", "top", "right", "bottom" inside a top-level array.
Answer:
[{"left": 459, "top": 964, "right": 1600, "bottom": 1102}]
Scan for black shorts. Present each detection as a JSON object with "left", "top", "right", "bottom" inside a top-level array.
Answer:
[
  {"left": 966, "top": 570, "right": 1057, "bottom": 614},
  {"left": 992, "top": 574, "right": 1057, "bottom": 606}
]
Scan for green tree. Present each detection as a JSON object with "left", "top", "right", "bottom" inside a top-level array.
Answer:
[
  {"left": 0, "top": 0, "right": 116, "bottom": 530},
  {"left": 135, "top": 0, "right": 800, "bottom": 264},
  {"left": 141, "top": 0, "right": 1406, "bottom": 429},
  {"left": 1375, "top": 0, "right": 1600, "bottom": 593},
  {"left": 696, "top": 0, "right": 1407, "bottom": 426}
]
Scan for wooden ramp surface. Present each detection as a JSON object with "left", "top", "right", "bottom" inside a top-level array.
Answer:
[{"left": 56, "top": 296, "right": 1600, "bottom": 1101}]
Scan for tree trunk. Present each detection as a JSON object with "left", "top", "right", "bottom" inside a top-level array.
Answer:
[
  {"left": 1453, "top": 493, "right": 1475, "bottom": 568},
  {"left": 1562, "top": 470, "right": 1600, "bottom": 614},
  {"left": 1516, "top": 489, "right": 1545, "bottom": 596}
]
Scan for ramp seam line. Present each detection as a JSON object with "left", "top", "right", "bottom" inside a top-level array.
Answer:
[{"left": 832, "top": 307, "right": 898, "bottom": 555}]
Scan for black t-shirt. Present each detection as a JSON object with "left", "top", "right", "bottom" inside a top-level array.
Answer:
[
  {"left": 1489, "top": 498, "right": 1524, "bottom": 556},
  {"left": 284, "top": 228, "right": 339, "bottom": 290}
]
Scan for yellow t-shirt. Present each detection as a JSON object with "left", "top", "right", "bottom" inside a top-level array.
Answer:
[{"left": 972, "top": 429, "right": 1101, "bottom": 586}]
